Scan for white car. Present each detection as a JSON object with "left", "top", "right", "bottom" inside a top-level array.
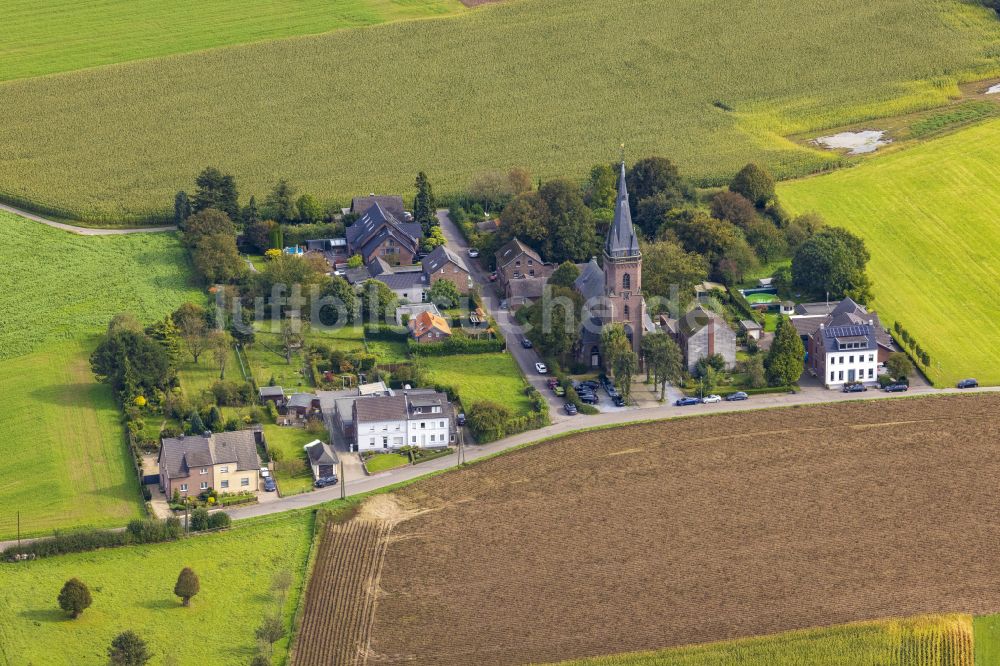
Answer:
[
  {"left": 467, "top": 248, "right": 480, "bottom": 258},
  {"left": 702, "top": 394, "right": 722, "bottom": 404},
  {"left": 535, "top": 362, "right": 548, "bottom": 374}
]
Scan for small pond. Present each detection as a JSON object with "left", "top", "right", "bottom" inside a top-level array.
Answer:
[{"left": 813, "top": 130, "right": 890, "bottom": 155}]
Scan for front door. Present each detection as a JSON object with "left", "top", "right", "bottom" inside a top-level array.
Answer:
[{"left": 848, "top": 369, "right": 856, "bottom": 382}]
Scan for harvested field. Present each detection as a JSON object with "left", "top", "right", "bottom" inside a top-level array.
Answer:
[
  {"left": 344, "top": 394, "right": 1000, "bottom": 665},
  {"left": 292, "top": 515, "right": 393, "bottom": 666}
]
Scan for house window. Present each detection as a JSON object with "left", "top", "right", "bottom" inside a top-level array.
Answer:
[
  {"left": 200, "top": 467, "right": 208, "bottom": 475},
  {"left": 529, "top": 270, "right": 535, "bottom": 277},
  {"left": 869, "top": 354, "right": 874, "bottom": 362},
  {"left": 829, "top": 371, "right": 834, "bottom": 382},
  {"left": 420, "top": 422, "right": 425, "bottom": 428},
  {"left": 383, "top": 437, "right": 388, "bottom": 448},
  {"left": 622, "top": 273, "right": 631, "bottom": 290},
  {"left": 515, "top": 260, "right": 521, "bottom": 267},
  {"left": 220, "top": 466, "right": 228, "bottom": 474},
  {"left": 838, "top": 371, "right": 843, "bottom": 381},
  {"left": 180, "top": 483, "right": 188, "bottom": 492},
  {"left": 430, "top": 434, "right": 436, "bottom": 442},
  {"left": 849, "top": 355, "right": 854, "bottom": 363},
  {"left": 241, "top": 477, "right": 250, "bottom": 487},
  {"left": 624, "top": 304, "right": 629, "bottom": 318},
  {"left": 412, "top": 436, "right": 417, "bottom": 443},
  {"left": 440, "top": 421, "right": 445, "bottom": 428},
  {"left": 868, "top": 368, "right": 874, "bottom": 378},
  {"left": 528, "top": 259, "right": 533, "bottom": 266},
  {"left": 200, "top": 482, "right": 208, "bottom": 490},
  {"left": 221, "top": 480, "right": 229, "bottom": 489}
]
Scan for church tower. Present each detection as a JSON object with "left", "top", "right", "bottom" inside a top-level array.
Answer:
[{"left": 603, "top": 162, "right": 645, "bottom": 356}]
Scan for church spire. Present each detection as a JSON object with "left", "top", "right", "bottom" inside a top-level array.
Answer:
[{"left": 605, "top": 161, "right": 640, "bottom": 259}]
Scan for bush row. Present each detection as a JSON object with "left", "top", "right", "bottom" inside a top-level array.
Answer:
[
  {"left": 407, "top": 336, "right": 504, "bottom": 356},
  {"left": 725, "top": 286, "right": 766, "bottom": 325},
  {"left": 3, "top": 518, "right": 183, "bottom": 561},
  {"left": 363, "top": 323, "right": 410, "bottom": 342}
]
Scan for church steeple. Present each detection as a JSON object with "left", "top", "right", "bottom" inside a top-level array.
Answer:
[{"left": 605, "top": 161, "right": 640, "bottom": 260}]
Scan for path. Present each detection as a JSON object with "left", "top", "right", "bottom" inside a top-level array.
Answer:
[{"left": 0, "top": 201, "right": 177, "bottom": 235}]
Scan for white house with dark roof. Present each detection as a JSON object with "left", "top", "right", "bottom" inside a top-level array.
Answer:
[
  {"left": 351, "top": 390, "right": 451, "bottom": 452},
  {"left": 803, "top": 297, "right": 896, "bottom": 388},
  {"left": 158, "top": 430, "right": 261, "bottom": 498}
]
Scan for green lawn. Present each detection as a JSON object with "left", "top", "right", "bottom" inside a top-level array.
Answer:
[
  {"left": 0, "top": 0, "right": 464, "bottom": 82},
  {"left": 0, "top": 511, "right": 313, "bottom": 665},
  {"left": 3, "top": 0, "right": 1000, "bottom": 222},
  {"left": 364, "top": 452, "right": 410, "bottom": 473},
  {"left": 176, "top": 347, "right": 244, "bottom": 397},
  {"left": 0, "top": 211, "right": 199, "bottom": 539},
  {"left": 416, "top": 353, "right": 534, "bottom": 415},
  {"left": 779, "top": 119, "right": 1000, "bottom": 387},
  {"left": 547, "top": 614, "right": 972, "bottom": 666},
  {"left": 263, "top": 425, "right": 320, "bottom": 496},
  {"left": 975, "top": 614, "right": 1000, "bottom": 666},
  {"left": 246, "top": 338, "right": 310, "bottom": 391},
  {"left": 365, "top": 338, "right": 410, "bottom": 363},
  {"left": 309, "top": 325, "right": 366, "bottom": 353}
]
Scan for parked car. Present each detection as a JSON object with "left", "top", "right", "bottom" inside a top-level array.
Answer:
[
  {"left": 842, "top": 382, "right": 868, "bottom": 393},
  {"left": 579, "top": 393, "right": 599, "bottom": 405},
  {"left": 564, "top": 402, "right": 578, "bottom": 415},
  {"left": 675, "top": 397, "right": 702, "bottom": 406},
  {"left": 263, "top": 476, "right": 277, "bottom": 492},
  {"left": 546, "top": 378, "right": 559, "bottom": 389},
  {"left": 702, "top": 394, "right": 722, "bottom": 404},
  {"left": 612, "top": 395, "right": 626, "bottom": 407},
  {"left": 467, "top": 248, "right": 480, "bottom": 258},
  {"left": 553, "top": 386, "right": 566, "bottom": 397},
  {"left": 957, "top": 378, "right": 979, "bottom": 389},
  {"left": 580, "top": 380, "right": 600, "bottom": 390},
  {"left": 314, "top": 475, "right": 338, "bottom": 488},
  {"left": 535, "top": 362, "right": 548, "bottom": 374},
  {"left": 489, "top": 272, "right": 498, "bottom": 282},
  {"left": 724, "top": 391, "right": 749, "bottom": 401},
  {"left": 499, "top": 299, "right": 509, "bottom": 310},
  {"left": 260, "top": 467, "right": 271, "bottom": 478},
  {"left": 521, "top": 337, "right": 533, "bottom": 349},
  {"left": 457, "top": 412, "right": 466, "bottom": 426},
  {"left": 884, "top": 383, "right": 909, "bottom": 393}
]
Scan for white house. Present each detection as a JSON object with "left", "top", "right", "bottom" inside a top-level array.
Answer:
[
  {"left": 351, "top": 390, "right": 451, "bottom": 452},
  {"left": 802, "top": 298, "right": 895, "bottom": 389}
]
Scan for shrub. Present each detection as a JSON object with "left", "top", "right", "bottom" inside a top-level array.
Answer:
[
  {"left": 108, "top": 630, "right": 152, "bottom": 666},
  {"left": 58, "top": 578, "right": 93, "bottom": 618},
  {"left": 189, "top": 507, "right": 210, "bottom": 532},
  {"left": 211, "top": 380, "right": 254, "bottom": 406},
  {"left": 407, "top": 336, "right": 504, "bottom": 356},
  {"left": 207, "top": 512, "right": 232, "bottom": 530},
  {"left": 174, "top": 567, "right": 200, "bottom": 606}
]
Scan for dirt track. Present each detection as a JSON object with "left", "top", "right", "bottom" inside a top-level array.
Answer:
[{"left": 363, "top": 394, "right": 1000, "bottom": 665}]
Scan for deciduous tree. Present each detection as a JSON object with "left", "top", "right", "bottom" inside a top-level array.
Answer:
[
  {"left": 192, "top": 167, "right": 239, "bottom": 220},
  {"left": 174, "top": 567, "right": 200, "bottom": 606},
  {"left": 173, "top": 191, "right": 191, "bottom": 227},
  {"left": 548, "top": 261, "right": 580, "bottom": 288},
  {"left": 263, "top": 179, "right": 297, "bottom": 224},
  {"left": 57, "top": 578, "right": 92, "bottom": 619},
  {"left": 428, "top": 279, "right": 461, "bottom": 309},
  {"left": 108, "top": 630, "right": 152, "bottom": 666},
  {"left": 172, "top": 303, "right": 210, "bottom": 363},
  {"left": 792, "top": 227, "right": 872, "bottom": 303},
  {"left": 729, "top": 162, "right": 775, "bottom": 207}
]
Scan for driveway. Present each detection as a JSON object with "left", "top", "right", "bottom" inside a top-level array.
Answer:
[
  {"left": 0, "top": 202, "right": 177, "bottom": 235},
  {"left": 436, "top": 209, "right": 572, "bottom": 421}
]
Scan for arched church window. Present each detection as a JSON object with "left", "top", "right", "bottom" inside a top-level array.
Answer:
[
  {"left": 624, "top": 304, "right": 630, "bottom": 318},
  {"left": 622, "top": 273, "right": 631, "bottom": 290}
]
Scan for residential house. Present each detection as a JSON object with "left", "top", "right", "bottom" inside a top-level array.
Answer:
[
  {"left": 395, "top": 303, "right": 442, "bottom": 326},
  {"left": 421, "top": 245, "right": 472, "bottom": 293},
  {"left": 345, "top": 201, "right": 422, "bottom": 265},
  {"left": 802, "top": 297, "right": 895, "bottom": 388},
  {"left": 345, "top": 258, "right": 427, "bottom": 303},
  {"left": 259, "top": 386, "right": 285, "bottom": 407},
  {"left": 304, "top": 440, "right": 337, "bottom": 481},
  {"left": 494, "top": 238, "right": 553, "bottom": 306},
  {"left": 285, "top": 393, "right": 321, "bottom": 421},
  {"left": 158, "top": 430, "right": 261, "bottom": 498},
  {"left": 673, "top": 306, "right": 737, "bottom": 373},
  {"left": 351, "top": 390, "right": 451, "bottom": 452},
  {"left": 408, "top": 310, "right": 452, "bottom": 343}
]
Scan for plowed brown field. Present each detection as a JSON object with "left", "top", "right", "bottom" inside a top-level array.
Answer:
[{"left": 351, "top": 395, "right": 1000, "bottom": 665}]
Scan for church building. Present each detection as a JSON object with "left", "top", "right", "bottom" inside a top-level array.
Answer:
[{"left": 574, "top": 162, "right": 656, "bottom": 367}]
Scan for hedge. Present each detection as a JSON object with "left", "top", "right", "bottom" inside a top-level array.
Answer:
[
  {"left": 364, "top": 323, "right": 409, "bottom": 342},
  {"left": 407, "top": 336, "right": 504, "bottom": 356},
  {"left": 726, "top": 286, "right": 766, "bottom": 325},
  {"left": 3, "top": 517, "right": 183, "bottom": 561}
]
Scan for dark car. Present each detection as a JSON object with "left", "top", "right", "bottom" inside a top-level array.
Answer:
[
  {"left": 884, "top": 383, "right": 909, "bottom": 393},
  {"left": 263, "top": 477, "right": 277, "bottom": 492},
  {"left": 579, "top": 393, "right": 599, "bottom": 405},
  {"left": 724, "top": 391, "right": 749, "bottom": 401},
  {"left": 957, "top": 379, "right": 979, "bottom": 389},
  {"left": 842, "top": 383, "right": 867, "bottom": 393},
  {"left": 457, "top": 412, "right": 466, "bottom": 427},
  {"left": 612, "top": 395, "right": 626, "bottom": 407},
  {"left": 314, "top": 475, "right": 338, "bottom": 488},
  {"left": 580, "top": 380, "right": 600, "bottom": 390},
  {"left": 520, "top": 337, "right": 533, "bottom": 349},
  {"left": 675, "top": 397, "right": 702, "bottom": 406},
  {"left": 564, "top": 402, "right": 578, "bottom": 415}
]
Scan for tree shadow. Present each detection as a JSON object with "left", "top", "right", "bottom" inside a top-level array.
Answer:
[
  {"left": 20, "top": 608, "right": 69, "bottom": 623},
  {"left": 138, "top": 598, "right": 178, "bottom": 611}
]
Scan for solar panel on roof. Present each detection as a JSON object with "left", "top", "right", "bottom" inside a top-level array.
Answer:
[{"left": 825, "top": 325, "right": 868, "bottom": 338}]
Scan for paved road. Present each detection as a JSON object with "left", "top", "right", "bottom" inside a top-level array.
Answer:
[{"left": 0, "top": 202, "right": 177, "bottom": 235}]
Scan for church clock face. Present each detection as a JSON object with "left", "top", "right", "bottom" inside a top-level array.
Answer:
[{"left": 623, "top": 291, "right": 631, "bottom": 300}]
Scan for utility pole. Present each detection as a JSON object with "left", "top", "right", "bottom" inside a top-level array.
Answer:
[
  {"left": 16, "top": 511, "right": 20, "bottom": 549},
  {"left": 339, "top": 461, "right": 346, "bottom": 501},
  {"left": 458, "top": 427, "right": 466, "bottom": 466}
]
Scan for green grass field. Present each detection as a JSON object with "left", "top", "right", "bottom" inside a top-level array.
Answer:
[
  {"left": 0, "top": 0, "right": 463, "bottom": 83},
  {"left": 974, "top": 614, "right": 1000, "bottom": 665},
  {"left": 263, "top": 425, "right": 320, "bottom": 495},
  {"left": 2, "top": 0, "right": 999, "bottom": 223},
  {"left": 547, "top": 614, "right": 973, "bottom": 666},
  {"left": 779, "top": 119, "right": 1000, "bottom": 387},
  {"left": 364, "top": 452, "right": 410, "bottom": 473},
  {"left": 0, "top": 511, "right": 313, "bottom": 665},
  {"left": 0, "top": 212, "right": 200, "bottom": 539},
  {"left": 416, "top": 352, "right": 534, "bottom": 415}
]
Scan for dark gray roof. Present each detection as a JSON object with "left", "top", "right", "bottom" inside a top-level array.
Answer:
[
  {"left": 359, "top": 223, "right": 419, "bottom": 261},
  {"left": 605, "top": 163, "right": 640, "bottom": 259},
  {"left": 376, "top": 271, "right": 425, "bottom": 291},
  {"left": 794, "top": 302, "right": 839, "bottom": 317},
  {"left": 508, "top": 277, "right": 547, "bottom": 301},
  {"left": 344, "top": 267, "right": 371, "bottom": 285},
  {"left": 351, "top": 195, "right": 404, "bottom": 218},
  {"left": 287, "top": 393, "right": 317, "bottom": 409},
  {"left": 346, "top": 201, "right": 421, "bottom": 254},
  {"left": 574, "top": 257, "right": 604, "bottom": 302},
  {"left": 259, "top": 386, "right": 284, "bottom": 398},
  {"left": 355, "top": 394, "right": 408, "bottom": 423},
  {"left": 305, "top": 440, "right": 338, "bottom": 466},
  {"left": 678, "top": 306, "right": 728, "bottom": 337},
  {"left": 811, "top": 297, "right": 894, "bottom": 352},
  {"left": 740, "top": 319, "right": 763, "bottom": 331},
  {"left": 368, "top": 256, "right": 393, "bottom": 277},
  {"left": 422, "top": 245, "right": 467, "bottom": 275},
  {"left": 159, "top": 431, "right": 259, "bottom": 480}
]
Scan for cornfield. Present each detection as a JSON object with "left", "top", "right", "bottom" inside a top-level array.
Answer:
[{"left": 1, "top": 0, "right": 999, "bottom": 223}]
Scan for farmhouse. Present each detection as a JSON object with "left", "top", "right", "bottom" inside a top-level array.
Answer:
[
  {"left": 800, "top": 297, "right": 895, "bottom": 388},
  {"left": 408, "top": 310, "right": 452, "bottom": 343},
  {"left": 573, "top": 163, "right": 657, "bottom": 367},
  {"left": 158, "top": 430, "right": 261, "bottom": 498},
  {"left": 494, "top": 238, "right": 553, "bottom": 307},
  {"left": 345, "top": 201, "right": 422, "bottom": 266},
  {"left": 421, "top": 245, "right": 472, "bottom": 293},
  {"left": 351, "top": 390, "right": 452, "bottom": 452}
]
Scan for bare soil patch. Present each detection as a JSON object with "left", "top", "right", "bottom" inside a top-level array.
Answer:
[{"left": 359, "top": 395, "right": 1000, "bottom": 665}]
